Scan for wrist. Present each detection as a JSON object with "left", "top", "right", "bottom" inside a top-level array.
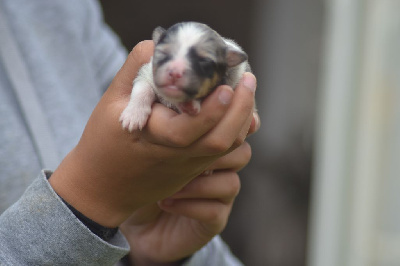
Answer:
[
  {"left": 49, "top": 148, "right": 134, "bottom": 227},
  {"left": 59, "top": 195, "right": 119, "bottom": 241}
]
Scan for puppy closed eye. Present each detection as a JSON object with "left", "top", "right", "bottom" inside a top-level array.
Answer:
[
  {"left": 155, "top": 51, "right": 172, "bottom": 66},
  {"left": 197, "top": 58, "right": 216, "bottom": 76}
]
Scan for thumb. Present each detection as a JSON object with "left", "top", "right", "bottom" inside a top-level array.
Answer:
[{"left": 111, "top": 40, "right": 154, "bottom": 97}]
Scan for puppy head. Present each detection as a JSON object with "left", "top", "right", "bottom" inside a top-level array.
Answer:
[{"left": 151, "top": 22, "right": 247, "bottom": 103}]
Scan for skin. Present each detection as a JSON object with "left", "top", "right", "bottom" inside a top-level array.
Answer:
[
  {"left": 120, "top": 142, "right": 256, "bottom": 266},
  {"left": 49, "top": 40, "right": 259, "bottom": 265}
]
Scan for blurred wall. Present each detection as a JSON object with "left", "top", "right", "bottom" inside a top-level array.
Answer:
[
  {"left": 99, "top": 1, "right": 324, "bottom": 265},
  {"left": 309, "top": 1, "right": 400, "bottom": 266},
  {"left": 229, "top": 1, "right": 323, "bottom": 265}
]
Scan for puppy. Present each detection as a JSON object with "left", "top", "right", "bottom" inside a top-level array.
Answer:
[{"left": 120, "top": 22, "right": 251, "bottom": 132}]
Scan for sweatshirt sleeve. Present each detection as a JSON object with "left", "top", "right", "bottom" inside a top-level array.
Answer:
[
  {"left": 83, "top": 0, "right": 128, "bottom": 94},
  {"left": 0, "top": 170, "right": 130, "bottom": 265},
  {"left": 183, "top": 235, "right": 244, "bottom": 266}
]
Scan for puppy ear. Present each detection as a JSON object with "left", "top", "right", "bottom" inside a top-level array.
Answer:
[
  {"left": 152, "top": 27, "right": 166, "bottom": 44},
  {"left": 226, "top": 47, "right": 248, "bottom": 67}
]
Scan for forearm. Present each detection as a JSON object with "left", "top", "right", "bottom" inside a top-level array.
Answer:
[{"left": 0, "top": 171, "right": 129, "bottom": 265}]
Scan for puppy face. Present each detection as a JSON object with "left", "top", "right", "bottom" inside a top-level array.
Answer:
[{"left": 151, "top": 22, "right": 247, "bottom": 103}]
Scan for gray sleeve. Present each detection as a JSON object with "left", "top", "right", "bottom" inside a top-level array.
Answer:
[
  {"left": 83, "top": 0, "right": 128, "bottom": 94},
  {"left": 0, "top": 171, "right": 129, "bottom": 266},
  {"left": 183, "top": 235, "right": 244, "bottom": 266}
]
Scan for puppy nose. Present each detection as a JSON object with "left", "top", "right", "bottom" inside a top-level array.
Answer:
[
  {"left": 169, "top": 69, "right": 183, "bottom": 79},
  {"left": 167, "top": 59, "right": 186, "bottom": 80}
]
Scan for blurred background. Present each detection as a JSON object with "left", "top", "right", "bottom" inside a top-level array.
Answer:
[{"left": 98, "top": 1, "right": 400, "bottom": 265}]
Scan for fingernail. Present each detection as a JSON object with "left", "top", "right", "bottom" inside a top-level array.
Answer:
[
  {"left": 253, "top": 112, "right": 260, "bottom": 131},
  {"left": 218, "top": 87, "right": 233, "bottom": 105},
  {"left": 243, "top": 73, "right": 256, "bottom": 93},
  {"left": 202, "top": 169, "right": 213, "bottom": 176}
]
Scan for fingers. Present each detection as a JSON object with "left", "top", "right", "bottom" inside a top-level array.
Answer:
[
  {"left": 248, "top": 111, "right": 261, "bottom": 136},
  {"left": 190, "top": 72, "right": 256, "bottom": 156},
  {"left": 121, "top": 203, "right": 162, "bottom": 226},
  {"left": 158, "top": 170, "right": 240, "bottom": 234},
  {"left": 206, "top": 142, "right": 252, "bottom": 172},
  {"left": 119, "top": 67, "right": 256, "bottom": 165},
  {"left": 160, "top": 198, "right": 233, "bottom": 235},
  {"left": 168, "top": 171, "right": 241, "bottom": 204},
  {"left": 112, "top": 40, "right": 155, "bottom": 96},
  {"left": 144, "top": 85, "right": 234, "bottom": 147}
]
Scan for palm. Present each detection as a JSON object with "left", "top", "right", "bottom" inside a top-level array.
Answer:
[
  {"left": 119, "top": 167, "right": 246, "bottom": 265},
  {"left": 121, "top": 203, "right": 216, "bottom": 263}
]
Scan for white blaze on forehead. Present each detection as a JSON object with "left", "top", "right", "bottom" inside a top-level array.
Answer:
[{"left": 174, "top": 23, "right": 206, "bottom": 59}]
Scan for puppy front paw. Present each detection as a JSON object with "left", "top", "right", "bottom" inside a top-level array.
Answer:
[
  {"left": 177, "top": 100, "right": 201, "bottom": 115},
  {"left": 120, "top": 103, "right": 152, "bottom": 132}
]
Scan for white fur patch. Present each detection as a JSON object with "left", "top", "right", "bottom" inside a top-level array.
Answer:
[
  {"left": 175, "top": 23, "right": 206, "bottom": 59},
  {"left": 120, "top": 63, "right": 156, "bottom": 131}
]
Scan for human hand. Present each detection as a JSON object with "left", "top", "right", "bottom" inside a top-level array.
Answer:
[
  {"left": 49, "top": 40, "right": 257, "bottom": 228},
  {"left": 120, "top": 102, "right": 260, "bottom": 265},
  {"left": 120, "top": 140, "right": 256, "bottom": 265}
]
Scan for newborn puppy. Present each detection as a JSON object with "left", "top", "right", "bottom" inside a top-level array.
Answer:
[{"left": 120, "top": 22, "right": 251, "bottom": 132}]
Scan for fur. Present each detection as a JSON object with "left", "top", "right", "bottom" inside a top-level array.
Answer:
[{"left": 120, "top": 22, "right": 251, "bottom": 132}]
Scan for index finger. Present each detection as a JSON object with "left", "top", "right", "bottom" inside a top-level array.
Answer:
[{"left": 144, "top": 85, "right": 234, "bottom": 147}]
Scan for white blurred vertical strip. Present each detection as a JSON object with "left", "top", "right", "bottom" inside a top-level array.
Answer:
[
  {"left": 310, "top": 0, "right": 400, "bottom": 266},
  {"left": 349, "top": 1, "right": 400, "bottom": 266},
  {"left": 307, "top": 1, "right": 364, "bottom": 266},
  {"left": 347, "top": 2, "right": 391, "bottom": 265}
]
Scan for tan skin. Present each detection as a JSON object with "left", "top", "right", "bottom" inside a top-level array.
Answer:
[{"left": 49, "top": 40, "right": 259, "bottom": 265}]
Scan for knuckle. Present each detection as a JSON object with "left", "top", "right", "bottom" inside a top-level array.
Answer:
[
  {"left": 241, "top": 141, "right": 253, "bottom": 164},
  {"left": 205, "top": 138, "right": 231, "bottom": 154},
  {"left": 199, "top": 219, "right": 226, "bottom": 237},
  {"left": 206, "top": 207, "right": 226, "bottom": 226},
  {"left": 227, "top": 175, "right": 241, "bottom": 197},
  {"left": 218, "top": 173, "right": 241, "bottom": 200}
]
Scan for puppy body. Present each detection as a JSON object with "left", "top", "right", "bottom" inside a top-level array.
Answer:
[{"left": 120, "top": 22, "right": 250, "bottom": 131}]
